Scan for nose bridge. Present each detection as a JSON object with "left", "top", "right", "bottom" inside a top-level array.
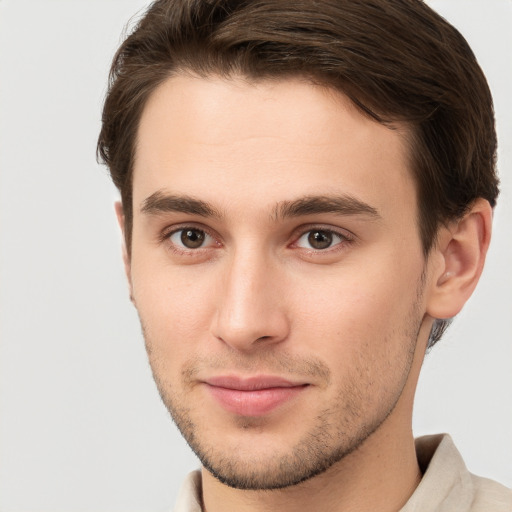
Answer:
[{"left": 212, "top": 241, "right": 288, "bottom": 350}]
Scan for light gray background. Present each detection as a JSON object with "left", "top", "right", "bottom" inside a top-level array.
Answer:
[{"left": 0, "top": 1, "right": 510, "bottom": 510}]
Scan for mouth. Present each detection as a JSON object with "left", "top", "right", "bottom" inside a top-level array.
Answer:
[{"left": 203, "top": 375, "right": 309, "bottom": 417}]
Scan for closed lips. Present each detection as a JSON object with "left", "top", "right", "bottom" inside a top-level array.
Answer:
[{"left": 204, "top": 376, "right": 309, "bottom": 417}]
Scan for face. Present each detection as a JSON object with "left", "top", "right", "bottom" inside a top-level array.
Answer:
[{"left": 127, "top": 75, "right": 431, "bottom": 489}]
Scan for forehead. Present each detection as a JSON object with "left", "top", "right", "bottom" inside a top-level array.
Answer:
[{"left": 132, "top": 74, "right": 416, "bottom": 219}]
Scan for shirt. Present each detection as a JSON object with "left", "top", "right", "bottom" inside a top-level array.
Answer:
[{"left": 172, "top": 434, "right": 512, "bottom": 512}]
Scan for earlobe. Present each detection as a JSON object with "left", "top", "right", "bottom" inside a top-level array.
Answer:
[
  {"left": 426, "top": 198, "right": 493, "bottom": 320},
  {"left": 114, "top": 201, "right": 134, "bottom": 302}
]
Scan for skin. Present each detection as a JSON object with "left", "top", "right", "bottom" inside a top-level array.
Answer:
[{"left": 117, "top": 74, "right": 492, "bottom": 512}]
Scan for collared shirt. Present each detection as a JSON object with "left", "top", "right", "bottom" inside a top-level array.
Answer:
[{"left": 172, "top": 434, "right": 512, "bottom": 512}]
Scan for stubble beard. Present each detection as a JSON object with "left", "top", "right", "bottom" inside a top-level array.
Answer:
[{"left": 140, "top": 286, "right": 424, "bottom": 490}]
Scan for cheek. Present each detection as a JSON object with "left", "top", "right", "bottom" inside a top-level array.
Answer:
[
  {"left": 131, "top": 259, "right": 218, "bottom": 358},
  {"left": 291, "top": 258, "right": 423, "bottom": 361},
  {"left": 291, "top": 270, "right": 423, "bottom": 414},
  {"left": 293, "top": 289, "right": 387, "bottom": 362}
]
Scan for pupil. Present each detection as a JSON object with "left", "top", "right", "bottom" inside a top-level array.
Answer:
[
  {"left": 181, "top": 229, "right": 205, "bottom": 248},
  {"left": 308, "top": 230, "right": 332, "bottom": 249}
]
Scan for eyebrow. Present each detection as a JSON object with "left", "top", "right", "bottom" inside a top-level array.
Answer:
[
  {"left": 140, "top": 191, "right": 223, "bottom": 218},
  {"left": 274, "top": 195, "right": 381, "bottom": 221},
  {"left": 140, "top": 191, "right": 381, "bottom": 222}
]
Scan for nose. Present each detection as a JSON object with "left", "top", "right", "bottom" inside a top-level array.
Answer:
[{"left": 211, "top": 248, "right": 290, "bottom": 352}]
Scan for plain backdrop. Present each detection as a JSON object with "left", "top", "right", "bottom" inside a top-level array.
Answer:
[{"left": 0, "top": 1, "right": 511, "bottom": 510}]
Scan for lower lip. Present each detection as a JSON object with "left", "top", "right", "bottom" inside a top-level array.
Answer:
[{"left": 205, "top": 384, "right": 307, "bottom": 417}]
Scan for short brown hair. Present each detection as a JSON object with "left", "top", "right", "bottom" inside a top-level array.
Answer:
[{"left": 97, "top": 0, "right": 499, "bottom": 346}]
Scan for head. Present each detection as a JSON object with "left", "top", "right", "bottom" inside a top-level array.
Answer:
[
  {"left": 98, "top": 0, "right": 498, "bottom": 348},
  {"left": 97, "top": 0, "right": 498, "bottom": 491}
]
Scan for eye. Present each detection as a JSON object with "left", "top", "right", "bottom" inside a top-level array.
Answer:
[
  {"left": 295, "top": 229, "right": 346, "bottom": 250},
  {"left": 168, "top": 228, "right": 213, "bottom": 249}
]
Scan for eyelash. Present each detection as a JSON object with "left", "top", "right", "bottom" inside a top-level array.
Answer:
[
  {"left": 160, "top": 224, "right": 355, "bottom": 256},
  {"left": 160, "top": 224, "right": 219, "bottom": 255},
  {"left": 292, "top": 226, "right": 354, "bottom": 253}
]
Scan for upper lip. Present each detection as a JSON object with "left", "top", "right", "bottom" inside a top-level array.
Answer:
[{"left": 204, "top": 375, "right": 308, "bottom": 391}]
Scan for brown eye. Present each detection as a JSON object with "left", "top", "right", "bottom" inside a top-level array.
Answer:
[
  {"left": 180, "top": 229, "right": 206, "bottom": 248},
  {"left": 296, "top": 229, "right": 347, "bottom": 251},
  {"left": 307, "top": 230, "right": 333, "bottom": 249},
  {"left": 169, "top": 228, "right": 211, "bottom": 249}
]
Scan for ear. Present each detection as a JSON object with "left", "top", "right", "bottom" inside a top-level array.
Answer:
[
  {"left": 426, "top": 198, "right": 493, "bottom": 320},
  {"left": 114, "top": 201, "right": 134, "bottom": 301}
]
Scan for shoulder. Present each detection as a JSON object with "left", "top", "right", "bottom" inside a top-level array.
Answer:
[
  {"left": 469, "top": 473, "right": 512, "bottom": 512},
  {"left": 404, "top": 434, "right": 511, "bottom": 512}
]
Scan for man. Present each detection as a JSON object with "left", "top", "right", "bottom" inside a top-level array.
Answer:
[{"left": 97, "top": 0, "right": 511, "bottom": 511}]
